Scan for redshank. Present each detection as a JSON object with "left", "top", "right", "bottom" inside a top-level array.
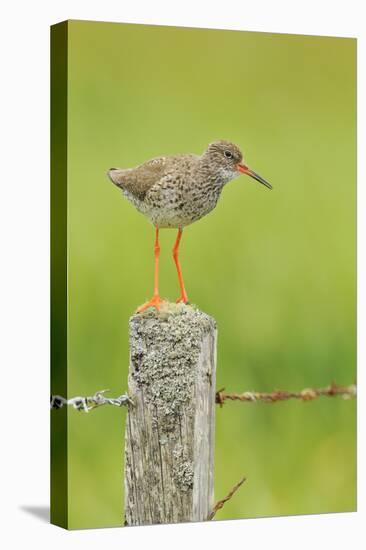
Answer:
[{"left": 108, "top": 140, "right": 272, "bottom": 312}]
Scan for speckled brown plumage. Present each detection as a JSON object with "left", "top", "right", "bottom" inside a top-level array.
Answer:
[{"left": 107, "top": 140, "right": 272, "bottom": 311}]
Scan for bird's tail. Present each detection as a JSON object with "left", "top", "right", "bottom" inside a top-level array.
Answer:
[{"left": 107, "top": 168, "right": 126, "bottom": 189}]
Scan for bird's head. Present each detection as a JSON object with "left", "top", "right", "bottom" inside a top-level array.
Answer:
[{"left": 204, "top": 140, "right": 272, "bottom": 189}]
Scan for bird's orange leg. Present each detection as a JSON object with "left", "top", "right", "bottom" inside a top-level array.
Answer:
[
  {"left": 173, "top": 228, "right": 189, "bottom": 304},
  {"left": 137, "top": 228, "right": 164, "bottom": 312}
]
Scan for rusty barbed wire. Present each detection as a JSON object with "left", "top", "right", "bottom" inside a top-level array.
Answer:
[
  {"left": 215, "top": 382, "right": 356, "bottom": 407},
  {"left": 50, "top": 390, "right": 133, "bottom": 412},
  {"left": 51, "top": 383, "right": 356, "bottom": 412},
  {"left": 208, "top": 476, "right": 247, "bottom": 520}
]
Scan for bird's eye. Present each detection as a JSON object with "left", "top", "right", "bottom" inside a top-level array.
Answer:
[{"left": 224, "top": 150, "right": 233, "bottom": 159}]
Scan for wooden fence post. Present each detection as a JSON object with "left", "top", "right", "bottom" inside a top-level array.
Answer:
[{"left": 124, "top": 303, "right": 217, "bottom": 526}]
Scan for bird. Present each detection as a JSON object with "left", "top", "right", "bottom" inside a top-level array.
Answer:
[{"left": 107, "top": 140, "right": 272, "bottom": 312}]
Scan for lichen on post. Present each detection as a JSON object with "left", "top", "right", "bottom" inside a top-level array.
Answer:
[{"left": 124, "top": 302, "right": 217, "bottom": 526}]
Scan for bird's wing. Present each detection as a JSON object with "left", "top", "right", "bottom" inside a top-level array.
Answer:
[
  {"left": 109, "top": 155, "right": 197, "bottom": 200},
  {"left": 109, "top": 156, "right": 171, "bottom": 200}
]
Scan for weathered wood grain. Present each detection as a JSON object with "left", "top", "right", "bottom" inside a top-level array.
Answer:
[{"left": 124, "top": 303, "right": 217, "bottom": 526}]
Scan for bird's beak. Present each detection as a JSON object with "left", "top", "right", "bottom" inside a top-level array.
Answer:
[{"left": 237, "top": 163, "right": 273, "bottom": 189}]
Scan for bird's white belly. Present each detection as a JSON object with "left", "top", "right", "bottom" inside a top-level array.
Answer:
[{"left": 123, "top": 188, "right": 220, "bottom": 228}]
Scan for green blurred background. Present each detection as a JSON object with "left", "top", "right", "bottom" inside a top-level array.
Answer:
[{"left": 65, "top": 20, "right": 356, "bottom": 528}]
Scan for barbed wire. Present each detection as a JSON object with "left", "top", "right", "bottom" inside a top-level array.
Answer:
[
  {"left": 208, "top": 476, "right": 247, "bottom": 520},
  {"left": 51, "top": 382, "right": 356, "bottom": 413},
  {"left": 50, "top": 390, "right": 133, "bottom": 412},
  {"left": 215, "top": 382, "right": 356, "bottom": 407}
]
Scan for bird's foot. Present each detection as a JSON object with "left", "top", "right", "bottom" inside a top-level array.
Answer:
[
  {"left": 137, "top": 295, "right": 165, "bottom": 313},
  {"left": 176, "top": 294, "right": 189, "bottom": 304}
]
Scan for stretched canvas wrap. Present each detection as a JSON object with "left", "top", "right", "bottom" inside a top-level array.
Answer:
[{"left": 51, "top": 20, "right": 356, "bottom": 530}]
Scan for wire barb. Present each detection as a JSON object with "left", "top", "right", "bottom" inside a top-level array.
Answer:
[
  {"left": 208, "top": 476, "right": 247, "bottom": 520},
  {"left": 216, "top": 382, "right": 356, "bottom": 406},
  {"left": 50, "top": 390, "right": 133, "bottom": 412}
]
